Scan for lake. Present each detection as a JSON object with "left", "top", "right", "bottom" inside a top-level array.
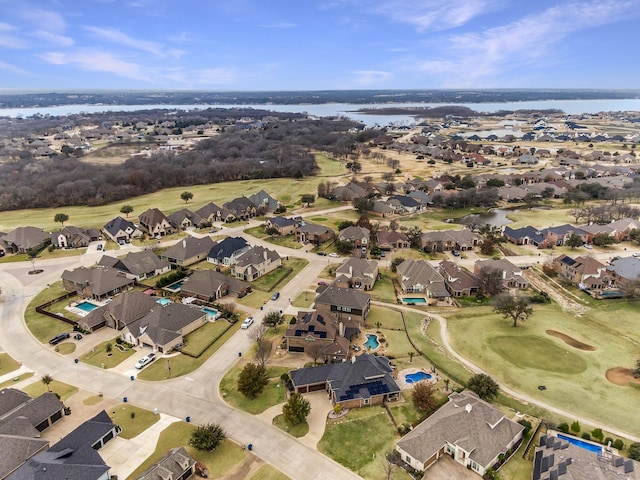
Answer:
[{"left": 455, "top": 209, "right": 514, "bottom": 227}]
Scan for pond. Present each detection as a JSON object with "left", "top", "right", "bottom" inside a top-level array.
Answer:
[{"left": 455, "top": 209, "right": 514, "bottom": 228}]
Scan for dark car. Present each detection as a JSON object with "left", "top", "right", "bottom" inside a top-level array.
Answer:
[
  {"left": 271, "top": 291, "right": 280, "bottom": 301},
  {"left": 317, "top": 251, "right": 327, "bottom": 256},
  {"left": 49, "top": 333, "right": 70, "bottom": 345}
]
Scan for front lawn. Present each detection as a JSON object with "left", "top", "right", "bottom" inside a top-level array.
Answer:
[
  {"left": 273, "top": 414, "right": 309, "bottom": 437},
  {"left": 249, "top": 466, "right": 291, "bottom": 480},
  {"left": 291, "top": 290, "right": 315, "bottom": 309},
  {"left": 250, "top": 258, "right": 309, "bottom": 293},
  {"left": 219, "top": 365, "right": 289, "bottom": 415},
  {"left": 24, "top": 282, "right": 74, "bottom": 343},
  {"left": 0, "top": 352, "right": 20, "bottom": 375},
  {"left": 180, "top": 320, "right": 233, "bottom": 357},
  {"left": 81, "top": 339, "right": 135, "bottom": 369},
  {"left": 23, "top": 379, "right": 78, "bottom": 401},
  {"left": 369, "top": 268, "right": 397, "bottom": 303},
  {"left": 0, "top": 373, "right": 34, "bottom": 389},
  {"left": 108, "top": 403, "right": 160, "bottom": 439}
]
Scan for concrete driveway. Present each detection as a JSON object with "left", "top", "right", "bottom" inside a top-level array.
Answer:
[{"left": 422, "top": 455, "right": 478, "bottom": 480}]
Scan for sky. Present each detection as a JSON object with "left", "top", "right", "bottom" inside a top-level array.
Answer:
[{"left": 0, "top": 0, "right": 639, "bottom": 91}]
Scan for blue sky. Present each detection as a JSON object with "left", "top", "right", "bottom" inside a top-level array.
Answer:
[{"left": 0, "top": 0, "right": 638, "bottom": 91}]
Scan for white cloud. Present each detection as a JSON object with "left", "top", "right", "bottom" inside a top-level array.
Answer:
[
  {"left": 83, "top": 26, "right": 175, "bottom": 57},
  {"left": 416, "top": 0, "right": 640, "bottom": 86},
  {"left": 0, "top": 61, "right": 28, "bottom": 75},
  {"left": 31, "top": 30, "right": 74, "bottom": 47},
  {"left": 18, "top": 8, "right": 67, "bottom": 32},
  {"left": 259, "top": 22, "right": 297, "bottom": 29},
  {"left": 40, "top": 50, "right": 151, "bottom": 82},
  {"left": 351, "top": 70, "right": 394, "bottom": 87},
  {"left": 373, "top": 0, "right": 489, "bottom": 31},
  {"left": 0, "top": 22, "right": 27, "bottom": 49}
]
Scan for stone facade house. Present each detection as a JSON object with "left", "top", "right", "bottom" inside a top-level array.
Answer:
[
  {"left": 232, "top": 245, "right": 282, "bottom": 281},
  {"left": 314, "top": 285, "right": 371, "bottom": 325},
  {"left": 102, "top": 216, "right": 142, "bottom": 244},
  {"left": 61, "top": 266, "right": 135, "bottom": 300},
  {"left": 396, "top": 259, "right": 450, "bottom": 302},
  {"left": 161, "top": 236, "right": 215, "bottom": 267},
  {"left": 138, "top": 208, "right": 174, "bottom": 237},
  {"left": 334, "top": 258, "right": 379, "bottom": 290},
  {"left": 474, "top": 259, "right": 529, "bottom": 289},
  {"left": 296, "top": 223, "right": 335, "bottom": 245}
]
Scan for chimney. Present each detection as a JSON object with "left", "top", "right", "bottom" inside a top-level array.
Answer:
[
  {"left": 182, "top": 239, "right": 186, "bottom": 248},
  {"left": 264, "top": 249, "right": 268, "bottom": 260},
  {"left": 465, "top": 403, "right": 472, "bottom": 413},
  {"left": 339, "top": 321, "right": 344, "bottom": 337}
]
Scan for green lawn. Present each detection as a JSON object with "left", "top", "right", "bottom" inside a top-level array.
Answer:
[
  {"left": 180, "top": 320, "right": 233, "bottom": 357},
  {"left": 262, "top": 235, "right": 304, "bottom": 250},
  {"left": 250, "top": 258, "right": 309, "bottom": 293},
  {"left": 24, "top": 282, "right": 74, "bottom": 343},
  {"left": 273, "top": 414, "right": 309, "bottom": 438},
  {"left": 369, "top": 268, "right": 397, "bottom": 303},
  {"left": 488, "top": 336, "right": 587, "bottom": 374},
  {"left": 291, "top": 290, "right": 315, "bottom": 309},
  {"left": 219, "top": 365, "right": 289, "bottom": 415},
  {"left": 23, "top": 379, "right": 78, "bottom": 401},
  {"left": 81, "top": 339, "right": 135, "bottom": 369},
  {"left": 137, "top": 321, "right": 241, "bottom": 380},
  {"left": 57, "top": 342, "right": 77, "bottom": 355},
  {"left": 366, "top": 306, "right": 405, "bottom": 331},
  {"left": 109, "top": 403, "right": 160, "bottom": 439},
  {"left": 249, "top": 465, "right": 291, "bottom": 480},
  {"left": 235, "top": 290, "right": 272, "bottom": 309},
  {"left": 0, "top": 373, "right": 34, "bottom": 389},
  {"left": 0, "top": 353, "right": 20, "bottom": 376}
]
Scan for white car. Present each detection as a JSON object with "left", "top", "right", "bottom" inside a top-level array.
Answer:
[
  {"left": 328, "top": 253, "right": 340, "bottom": 258},
  {"left": 135, "top": 353, "right": 156, "bottom": 369},
  {"left": 241, "top": 317, "right": 254, "bottom": 329}
]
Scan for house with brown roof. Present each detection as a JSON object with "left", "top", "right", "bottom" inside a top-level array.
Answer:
[
  {"left": 334, "top": 258, "right": 379, "bottom": 291},
  {"left": 98, "top": 250, "right": 170, "bottom": 280},
  {"left": 0, "top": 227, "right": 50, "bottom": 254},
  {"left": 180, "top": 270, "right": 250, "bottom": 300},
  {"left": 420, "top": 230, "right": 483, "bottom": 252},
  {"left": 285, "top": 310, "right": 357, "bottom": 362},
  {"left": 102, "top": 216, "right": 142, "bottom": 244},
  {"left": 195, "top": 202, "right": 236, "bottom": 223},
  {"left": 439, "top": 260, "right": 480, "bottom": 297},
  {"left": 296, "top": 223, "right": 335, "bottom": 245},
  {"left": 376, "top": 231, "right": 410, "bottom": 250},
  {"left": 338, "top": 226, "right": 370, "bottom": 247},
  {"left": 122, "top": 303, "right": 208, "bottom": 353},
  {"left": 396, "top": 391, "right": 524, "bottom": 478},
  {"left": 396, "top": 259, "right": 450, "bottom": 303},
  {"left": 136, "top": 447, "right": 196, "bottom": 480},
  {"left": 314, "top": 285, "right": 370, "bottom": 325},
  {"left": 553, "top": 254, "right": 616, "bottom": 293},
  {"left": 231, "top": 245, "right": 282, "bottom": 281},
  {"left": 77, "top": 290, "right": 159, "bottom": 331},
  {"left": 167, "top": 208, "right": 206, "bottom": 230},
  {"left": 160, "top": 236, "right": 216, "bottom": 267},
  {"left": 474, "top": 259, "right": 528, "bottom": 289},
  {"left": 223, "top": 197, "right": 256, "bottom": 220},
  {"left": 53, "top": 226, "right": 101, "bottom": 249},
  {"left": 138, "top": 208, "right": 174, "bottom": 237},
  {"left": 61, "top": 266, "right": 135, "bottom": 300}
]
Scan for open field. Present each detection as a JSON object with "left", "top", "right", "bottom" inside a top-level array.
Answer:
[
  {"left": 108, "top": 403, "right": 160, "bottom": 439},
  {"left": 23, "top": 379, "right": 78, "bottom": 401}
]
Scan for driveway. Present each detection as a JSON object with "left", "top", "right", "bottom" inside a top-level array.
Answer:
[{"left": 422, "top": 455, "right": 478, "bottom": 480}]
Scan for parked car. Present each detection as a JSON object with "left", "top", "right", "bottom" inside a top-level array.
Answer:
[
  {"left": 271, "top": 291, "right": 280, "bottom": 301},
  {"left": 328, "top": 253, "right": 340, "bottom": 258},
  {"left": 317, "top": 251, "right": 327, "bottom": 256},
  {"left": 96, "top": 244, "right": 103, "bottom": 251},
  {"left": 135, "top": 353, "right": 156, "bottom": 369},
  {"left": 241, "top": 317, "right": 254, "bottom": 329},
  {"left": 73, "top": 333, "right": 83, "bottom": 340},
  {"left": 49, "top": 333, "right": 70, "bottom": 345},
  {"left": 452, "top": 250, "right": 460, "bottom": 256}
]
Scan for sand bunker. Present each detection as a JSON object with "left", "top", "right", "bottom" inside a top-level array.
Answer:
[
  {"left": 606, "top": 367, "right": 640, "bottom": 386},
  {"left": 546, "top": 330, "right": 596, "bottom": 351}
]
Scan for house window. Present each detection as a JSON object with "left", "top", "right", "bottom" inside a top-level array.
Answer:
[{"left": 362, "top": 398, "right": 370, "bottom": 405}]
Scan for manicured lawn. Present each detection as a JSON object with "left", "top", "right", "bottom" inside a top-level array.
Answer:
[
  {"left": 291, "top": 290, "right": 315, "bottom": 309},
  {"left": 24, "top": 282, "right": 74, "bottom": 343},
  {"left": 109, "top": 403, "right": 160, "bottom": 439},
  {"left": 0, "top": 352, "right": 20, "bottom": 375},
  {"left": 23, "top": 379, "right": 78, "bottom": 401},
  {"left": 0, "top": 246, "right": 85, "bottom": 264},
  {"left": 126, "top": 422, "right": 249, "bottom": 480},
  {"left": 137, "top": 321, "right": 241, "bottom": 380},
  {"left": 250, "top": 258, "right": 309, "bottom": 293},
  {"left": 369, "top": 268, "right": 397, "bottom": 303},
  {"left": 445, "top": 301, "right": 640, "bottom": 435},
  {"left": 388, "top": 391, "right": 429, "bottom": 429},
  {"left": 83, "top": 395, "right": 105, "bottom": 406},
  {"left": 377, "top": 329, "right": 414, "bottom": 359},
  {"left": 249, "top": 465, "right": 291, "bottom": 480},
  {"left": 180, "top": 320, "right": 233, "bottom": 357},
  {"left": 272, "top": 414, "right": 309, "bottom": 437},
  {"left": 366, "top": 306, "right": 405, "bottom": 331},
  {"left": 506, "top": 205, "right": 575, "bottom": 229},
  {"left": 0, "top": 373, "right": 34, "bottom": 389},
  {"left": 235, "top": 290, "right": 271, "bottom": 309},
  {"left": 57, "top": 342, "right": 77, "bottom": 355},
  {"left": 262, "top": 235, "right": 304, "bottom": 249},
  {"left": 81, "top": 339, "right": 135, "bottom": 369},
  {"left": 219, "top": 365, "right": 289, "bottom": 415},
  {"left": 244, "top": 226, "right": 268, "bottom": 239}
]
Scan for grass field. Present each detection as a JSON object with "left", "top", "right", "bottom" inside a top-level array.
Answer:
[
  {"left": 0, "top": 352, "right": 20, "bottom": 375},
  {"left": 219, "top": 365, "right": 289, "bottom": 415},
  {"left": 81, "top": 339, "right": 135, "bottom": 369},
  {"left": 180, "top": 320, "right": 233, "bottom": 357},
  {"left": 108, "top": 403, "right": 160, "bottom": 439},
  {"left": 23, "top": 379, "right": 78, "bottom": 401},
  {"left": 273, "top": 414, "right": 309, "bottom": 437},
  {"left": 24, "top": 282, "right": 74, "bottom": 343},
  {"left": 0, "top": 373, "right": 34, "bottom": 388},
  {"left": 249, "top": 465, "right": 291, "bottom": 480}
]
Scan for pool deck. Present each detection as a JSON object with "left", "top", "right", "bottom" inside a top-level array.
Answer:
[{"left": 397, "top": 367, "right": 438, "bottom": 390}]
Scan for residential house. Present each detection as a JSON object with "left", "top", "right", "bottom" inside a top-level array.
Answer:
[
  {"left": 376, "top": 231, "right": 410, "bottom": 250},
  {"left": 285, "top": 310, "right": 358, "bottom": 362},
  {"left": 98, "top": 250, "right": 170, "bottom": 280},
  {"left": 0, "top": 227, "right": 50, "bottom": 254},
  {"left": 138, "top": 208, "right": 174, "bottom": 237},
  {"left": 338, "top": 226, "right": 370, "bottom": 248},
  {"left": 266, "top": 216, "right": 298, "bottom": 236},
  {"left": 290, "top": 354, "right": 401, "bottom": 409},
  {"left": 334, "top": 258, "right": 379, "bottom": 290},
  {"left": 532, "top": 434, "right": 640, "bottom": 480},
  {"left": 223, "top": 197, "right": 256, "bottom": 220},
  {"left": 296, "top": 223, "right": 335, "bottom": 245},
  {"left": 498, "top": 186, "right": 529, "bottom": 202},
  {"left": 607, "top": 256, "right": 640, "bottom": 285},
  {"left": 0, "top": 417, "right": 49, "bottom": 479},
  {"left": 248, "top": 189, "right": 280, "bottom": 212},
  {"left": 78, "top": 290, "right": 159, "bottom": 332},
  {"left": 396, "top": 391, "right": 524, "bottom": 478},
  {"left": 314, "top": 285, "right": 371, "bottom": 325},
  {"left": 502, "top": 225, "right": 545, "bottom": 246},
  {"left": 232, "top": 245, "right": 282, "bottom": 281},
  {"left": 372, "top": 200, "right": 395, "bottom": 217},
  {"left": 136, "top": 447, "right": 196, "bottom": 480},
  {"left": 161, "top": 236, "right": 215, "bottom": 267},
  {"left": 8, "top": 410, "right": 118, "bottom": 480},
  {"left": 541, "top": 224, "right": 588, "bottom": 248},
  {"left": 439, "top": 260, "right": 480, "bottom": 297},
  {"left": 206, "top": 237, "right": 250, "bottom": 266},
  {"left": 167, "top": 209, "right": 206, "bottom": 230},
  {"left": 554, "top": 254, "right": 617, "bottom": 293},
  {"left": 0, "top": 389, "right": 64, "bottom": 434},
  {"left": 181, "top": 270, "right": 249, "bottom": 300},
  {"left": 331, "top": 182, "right": 370, "bottom": 202},
  {"left": 387, "top": 195, "right": 423, "bottom": 214},
  {"left": 474, "top": 259, "right": 529, "bottom": 289},
  {"left": 420, "top": 230, "right": 483, "bottom": 252},
  {"left": 122, "top": 303, "right": 208, "bottom": 353},
  {"left": 53, "top": 226, "right": 101, "bottom": 249},
  {"left": 102, "top": 216, "right": 142, "bottom": 244},
  {"left": 61, "top": 266, "right": 135, "bottom": 300},
  {"left": 195, "top": 202, "right": 236, "bottom": 223},
  {"left": 396, "top": 259, "right": 450, "bottom": 303},
  {"left": 515, "top": 154, "right": 539, "bottom": 164}
]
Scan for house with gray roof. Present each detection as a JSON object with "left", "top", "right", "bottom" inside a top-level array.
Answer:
[
  {"left": 98, "top": 250, "right": 170, "bottom": 280},
  {"left": 0, "top": 227, "right": 50, "bottom": 254},
  {"left": 396, "top": 259, "right": 450, "bottom": 303},
  {"left": 474, "top": 259, "right": 529, "bottom": 289},
  {"left": 138, "top": 208, "right": 173, "bottom": 237},
  {"left": 335, "top": 258, "right": 379, "bottom": 291},
  {"left": 285, "top": 310, "right": 357, "bottom": 362},
  {"left": 248, "top": 189, "right": 280, "bottom": 212},
  {"left": 61, "top": 266, "right": 135, "bottom": 300},
  {"left": 232, "top": 245, "right": 282, "bottom": 281},
  {"left": 161, "top": 236, "right": 216, "bottom": 267},
  {"left": 195, "top": 202, "right": 235, "bottom": 223},
  {"left": 420, "top": 230, "right": 483, "bottom": 252},
  {"left": 609, "top": 256, "right": 640, "bottom": 283},
  {"left": 0, "top": 389, "right": 64, "bottom": 434},
  {"left": 52, "top": 226, "right": 102, "bottom": 249},
  {"left": 77, "top": 290, "right": 158, "bottom": 331},
  {"left": 0, "top": 420, "right": 49, "bottom": 480},
  {"left": 296, "top": 223, "right": 335, "bottom": 245},
  {"left": 533, "top": 434, "right": 640, "bottom": 480},
  {"left": 102, "top": 216, "right": 142, "bottom": 244},
  {"left": 167, "top": 208, "right": 206, "bottom": 230},
  {"left": 266, "top": 216, "right": 298, "bottom": 236},
  {"left": 396, "top": 391, "right": 524, "bottom": 478},
  {"left": 290, "top": 354, "right": 400, "bottom": 409},
  {"left": 315, "top": 285, "right": 370, "bottom": 324},
  {"left": 206, "top": 236, "right": 250, "bottom": 266},
  {"left": 179, "top": 270, "right": 230, "bottom": 302},
  {"left": 338, "top": 226, "right": 370, "bottom": 247},
  {"left": 223, "top": 197, "right": 256, "bottom": 220},
  {"left": 122, "top": 303, "right": 208, "bottom": 353},
  {"left": 136, "top": 447, "right": 196, "bottom": 480}
]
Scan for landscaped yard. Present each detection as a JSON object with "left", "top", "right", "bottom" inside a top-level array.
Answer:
[
  {"left": 250, "top": 257, "right": 309, "bottom": 293},
  {"left": 273, "top": 414, "right": 309, "bottom": 437},
  {"left": 24, "top": 282, "right": 74, "bottom": 343},
  {"left": 291, "top": 290, "right": 315, "bottom": 309},
  {"left": 81, "top": 339, "right": 135, "bottom": 369},
  {"left": 108, "top": 403, "right": 160, "bottom": 439},
  {"left": 0, "top": 352, "right": 20, "bottom": 375},
  {"left": 219, "top": 364, "right": 289, "bottom": 415},
  {"left": 369, "top": 268, "right": 397, "bottom": 303},
  {"left": 23, "top": 379, "right": 78, "bottom": 401},
  {"left": 180, "top": 320, "right": 233, "bottom": 357}
]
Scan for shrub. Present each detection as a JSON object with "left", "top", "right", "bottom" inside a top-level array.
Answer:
[
  {"left": 605, "top": 437, "right": 614, "bottom": 447},
  {"left": 581, "top": 432, "right": 591, "bottom": 441},
  {"left": 518, "top": 419, "right": 533, "bottom": 435},
  {"left": 570, "top": 421, "right": 581, "bottom": 433},
  {"left": 189, "top": 423, "right": 226, "bottom": 452},
  {"left": 237, "top": 363, "right": 269, "bottom": 399},
  {"left": 629, "top": 443, "right": 640, "bottom": 461},
  {"left": 613, "top": 439, "right": 624, "bottom": 450},
  {"left": 591, "top": 428, "right": 604, "bottom": 442},
  {"left": 557, "top": 422, "right": 570, "bottom": 433}
]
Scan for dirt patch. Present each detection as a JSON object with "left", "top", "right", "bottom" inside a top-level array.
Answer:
[
  {"left": 606, "top": 367, "right": 640, "bottom": 386},
  {"left": 546, "top": 330, "right": 596, "bottom": 351}
]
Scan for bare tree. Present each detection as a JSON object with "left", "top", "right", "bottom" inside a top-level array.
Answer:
[
  {"left": 306, "top": 342, "right": 325, "bottom": 366},
  {"left": 380, "top": 452, "right": 400, "bottom": 480},
  {"left": 255, "top": 339, "right": 272, "bottom": 367},
  {"left": 249, "top": 323, "right": 268, "bottom": 343}
]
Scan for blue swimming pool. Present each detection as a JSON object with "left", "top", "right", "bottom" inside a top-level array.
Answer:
[
  {"left": 557, "top": 434, "right": 603, "bottom": 453},
  {"left": 402, "top": 297, "right": 427, "bottom": 304},
  {"left": 202, "top": 307, "right": 220, "bottom": 319},
  {"left": 364, "top": 334, "right": 380, "bottom": 350},
  {"left": 76, "top": 301, "right": 99, "bottom": 313},
  {"left": 156, "top": 298, "right": 171, "bottom": 306},
  {"left": 165, "top": 279, "right": 186, "bottom": 291},
  {"left": 405, "top": 372, "right": 433, "bottom": 384}
]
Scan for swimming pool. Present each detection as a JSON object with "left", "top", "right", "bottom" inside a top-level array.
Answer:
[
  {"left": 364, "top": 334, "right": 380, "bottom": 350},
  {"left": 557, "top": 434, "right": 603, "bottom": 454},
  {"left": 202, "top": 307, "right": 220, "bottom": 319},
  {"left": 405, "top": 372, "right": 433, "bottom": 384},
  {"left": 156, "top": 298, "right": 171, "bottom": 306},
  {"left": 75, "top": 301, "right": 99, "bottom": 313},
  {"left": 402, "top": 297, "right": 427, "bottom": 304},
  {"left": 165, "top": 279, "right": 186, "bottom": 292}
]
